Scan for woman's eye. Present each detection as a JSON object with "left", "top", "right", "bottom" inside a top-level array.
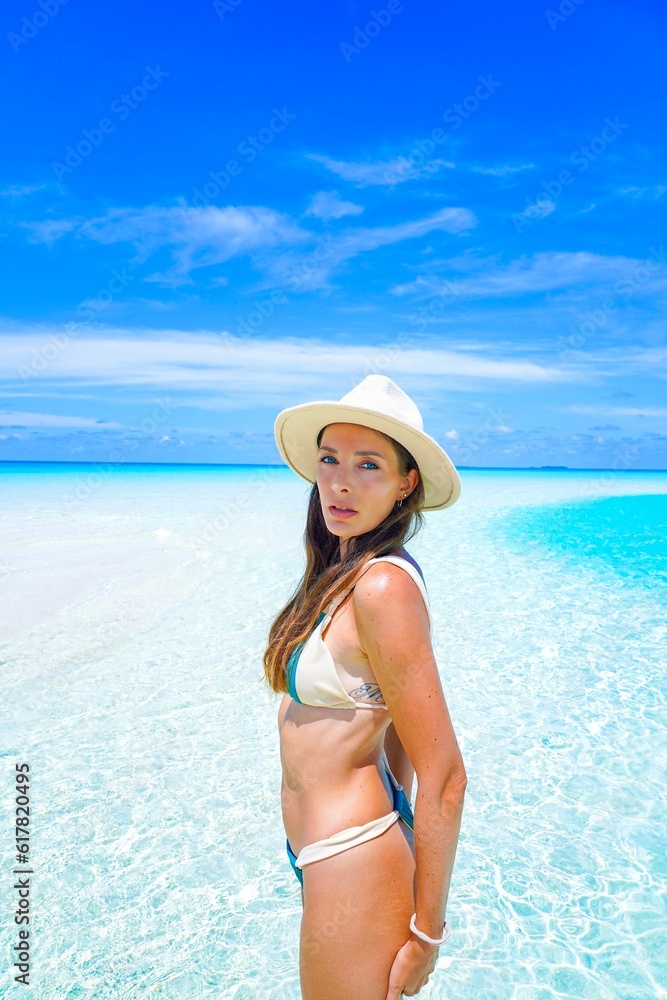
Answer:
[{"left": 318, "top": 456, "right": 378, "bottom": 469}]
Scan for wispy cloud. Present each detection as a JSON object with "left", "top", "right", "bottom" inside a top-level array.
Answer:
[
  {"left": 471, "top": 163, "right": 535, "bottom": 176},
  {"left": 304, "top": 191, "right": 364, "bottom": 221},
  {"left": 0, "top": 326, "right": 574, "bottom": 402},
  {"left": 23, "top": 201, "right": 474, "bottom": 291},
  {"left": 568, "top": 403, "right": 667, "bottom": 418},
  {"left": 136, "top": 297, "right": 179, "bottom": 309},
  {"left": 1, "top": 183, "right": 46, "bottom": 198},
  {"left": 618, "top": 184, "right": 667, "bottom": 200},
  {"left": 0, "top": 410, "right": 123, "bottom": 428},
  {"left": 25, "top": 203, "right": 310, "bottom": 287},
  {"left": 522, "top": 199, "right": 556, "bottom": 221},
  {"left": 262, "top": 206, "right": 477, "bottom": 290},
  {"left": 390, "top": 250, "right": 667, "bottom": 300},
  {"left": 308, "top": 152, "right": 455, "bottom": 186},
  {"left": 26, "top": 217, "right": 82, "bottom": 247}
]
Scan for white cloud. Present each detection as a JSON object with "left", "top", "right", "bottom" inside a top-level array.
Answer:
[
  {"left": 0, "top": 326, "right": 574, "bottom": 403},
  {"left": 0, "top": 410, "right": 123, "bottom": 428},
  {"left": 1, "top": 183, "right": 46, "bottom": 198},
  {"left": 390, "top": 249, "right": 667, "bottom": 300},
  {"left": 471, "top": 163, "right": 535, "bottom": 176},
  {"left": 26, "top": 203, "right": 310, "bottom": 287},
  {"left": 567, "top": 404, "right": 667, "bottom": 418},
  {"left": 522, "top": 199, "right": 556, "bottom": 221},
  {"left": 263, "top": 206, "right": 477, "bottom": 291},
  {"left": 136, "top": 297, "right": 175, "bottom": 310},
  {"left": 304, "top": 191, "right": 364, "bottom": 221},
  {"left": 308, "top": 153, "right": 455, "bottom": 187},
  {"left": 618, "top": 184, "right": 667, "bottom": 200},
  {"left": 26, "top": 217, "right": 82, "bottom": 247},
  {"left": 24, "top": 200, "right": 474, "bottom": 291}
]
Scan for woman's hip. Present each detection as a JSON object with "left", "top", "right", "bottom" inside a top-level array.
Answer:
[{"left": 297, "top": 820, "right": 416, "bottom": 1000}]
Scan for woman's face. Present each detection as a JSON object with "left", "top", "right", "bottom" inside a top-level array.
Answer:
[{"left": 316, "top": 422, "right": 418, "bottom": 548}]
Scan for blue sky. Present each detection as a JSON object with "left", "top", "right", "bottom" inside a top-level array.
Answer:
[{"left": 1, "top": 0, "right": 666, "bottom": 469}]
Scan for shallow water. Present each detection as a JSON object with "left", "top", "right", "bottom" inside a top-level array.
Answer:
[{"left": 1, "top": 463, "right": 666, "bottom": 998}]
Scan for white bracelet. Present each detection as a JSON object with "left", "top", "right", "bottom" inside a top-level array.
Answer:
[{"left": 409, "top": 913, "right": 451, "bottom": 946}]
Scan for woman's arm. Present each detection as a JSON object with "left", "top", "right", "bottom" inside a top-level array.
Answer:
[
  {"left": 384, "top": 720, "right": 415, "bottom": 800},
  {"left": 354, "top": 563, "right": 467, "bottom": 940}
]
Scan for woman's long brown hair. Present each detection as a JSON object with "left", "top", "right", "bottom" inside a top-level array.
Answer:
[{"left": 262, "top": 425, "right": 426, "bottom": 695}]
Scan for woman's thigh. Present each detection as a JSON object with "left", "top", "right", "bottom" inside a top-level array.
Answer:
[{"left": 299, "top": 820, "right": 416, "bottom": 1000}]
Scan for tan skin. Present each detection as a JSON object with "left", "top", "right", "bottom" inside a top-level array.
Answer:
[{"left": 278, "top": 422, "right": 466, "bottom": 999}]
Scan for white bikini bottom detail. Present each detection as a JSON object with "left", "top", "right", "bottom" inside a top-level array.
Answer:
[
  {"left": 292, "top": 753, "right": 414, "bottom": 872},
  {"left": 295, "top": 809, "right": 400, "bottom": 870}
]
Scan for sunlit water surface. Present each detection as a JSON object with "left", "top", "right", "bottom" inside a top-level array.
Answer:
[{"left": 1, "top": 463, "right": 666, "bottom": 999}]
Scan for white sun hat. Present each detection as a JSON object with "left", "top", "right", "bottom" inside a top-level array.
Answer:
[{"left": 273, "top": 374, "right": 461, "bottom": 511}]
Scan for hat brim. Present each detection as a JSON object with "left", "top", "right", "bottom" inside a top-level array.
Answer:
[{"left": 274, "top": 400, "right": 461, "bottom": 511}]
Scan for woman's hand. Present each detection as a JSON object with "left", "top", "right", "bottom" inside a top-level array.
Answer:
[{"left": 385, "top": 935, "right": 439, "bottom": 998}]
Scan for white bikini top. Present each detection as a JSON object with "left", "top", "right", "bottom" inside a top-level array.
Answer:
[{"left": 284, "top": 553, "right": 432, "bottom": 711}]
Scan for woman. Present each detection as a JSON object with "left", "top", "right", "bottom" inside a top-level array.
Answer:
[{"left": 264, "top": 374, "right": 467, "bottom": 999}]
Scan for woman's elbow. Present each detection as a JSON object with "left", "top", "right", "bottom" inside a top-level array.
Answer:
[
  {"left": 447, "top": 740, "right": 468, "bottom": 791},
  {"left": 419, "top": 753, "right": 467, "bottom": 798},
  {"left": 446, "top": 765, "right": 468, "bottom": 798}
]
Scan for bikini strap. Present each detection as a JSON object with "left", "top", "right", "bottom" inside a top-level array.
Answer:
[{"left": 322, "top": 591, "right": 348, "bottom": 620}]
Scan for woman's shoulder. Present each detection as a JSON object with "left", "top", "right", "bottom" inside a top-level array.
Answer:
[
  {"left": 354, "top": 548, "right": 427, "bottom": 608},
  {"left": 352, "top": 553, "right": 432, "bottom": 641}
]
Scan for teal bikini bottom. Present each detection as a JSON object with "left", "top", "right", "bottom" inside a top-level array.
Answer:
[{"left": 285, "top": 762, "right": 415, "bottom": 887}]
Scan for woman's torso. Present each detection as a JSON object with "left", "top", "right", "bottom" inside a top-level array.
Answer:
[{"left": 277, "top": 547, "right": 430, "bottom": 854}]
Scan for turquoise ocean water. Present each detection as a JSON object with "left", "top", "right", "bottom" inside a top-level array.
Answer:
[{"left": 1, "top": 462, "right": 666, "bottom": 999}]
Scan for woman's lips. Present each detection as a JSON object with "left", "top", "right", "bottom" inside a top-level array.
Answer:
[{"left": 329, "top": 504, "right": 358, "bottom": 519}]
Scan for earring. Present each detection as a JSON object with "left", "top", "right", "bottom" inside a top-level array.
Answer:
[{"left": 396, "top": 492, "right": 408, "bottom": 508}]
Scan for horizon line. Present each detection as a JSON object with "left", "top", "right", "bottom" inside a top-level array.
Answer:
[{"left": 1, "top": 460, "right": 666, "bottom": 473}]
